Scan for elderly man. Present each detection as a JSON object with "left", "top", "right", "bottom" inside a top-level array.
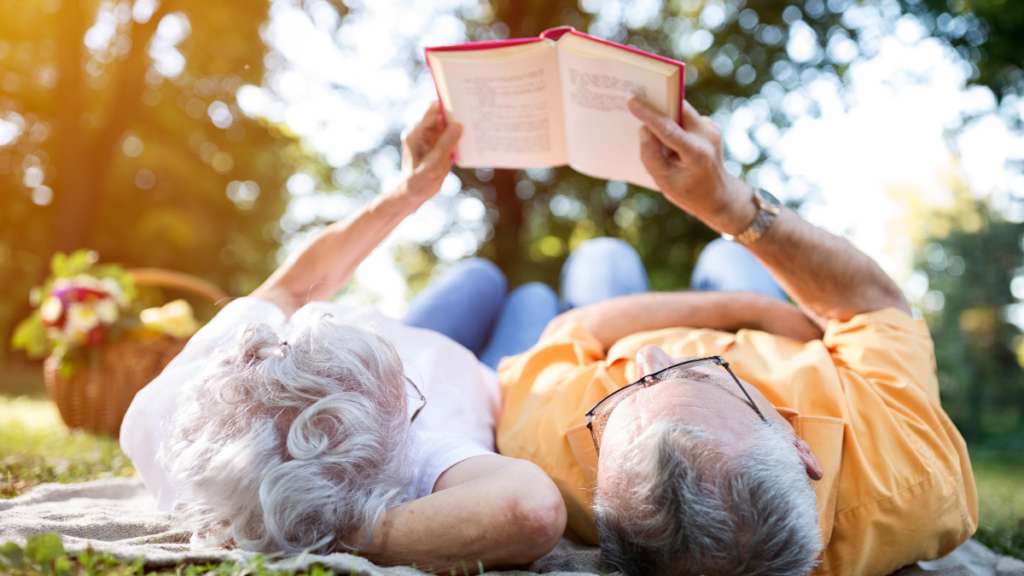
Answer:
[{"left": 496, "top": 98, "right": 977, "bottom": 576}]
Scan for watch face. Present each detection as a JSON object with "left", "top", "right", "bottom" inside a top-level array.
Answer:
[{"left": 755, "top": 189, "right": 782, "bottom": 208}]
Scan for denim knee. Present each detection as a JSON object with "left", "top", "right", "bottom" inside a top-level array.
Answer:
[
  {"left": 690, "top": 238, "right": 786, "bottom": 299},
  {"left": 561, "top": 238, "right": 649, "bottom": 309},
  {"left": 454, "top": 258, "right": 508, "bottom": 296},
  {"left": 507, "top": 282, "right": 559, "bottom": 308},
  {"left": 569, "top": 237, "right": 640, "bottom": 262}
]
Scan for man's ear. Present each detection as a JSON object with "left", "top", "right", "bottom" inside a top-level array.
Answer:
[{"left": 794, "top": 436, "right": 823, "bottom": 481}]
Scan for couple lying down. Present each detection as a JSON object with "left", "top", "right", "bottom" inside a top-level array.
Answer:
[{"left": 121, "top": 100, "right": 977, "bottom": 576}]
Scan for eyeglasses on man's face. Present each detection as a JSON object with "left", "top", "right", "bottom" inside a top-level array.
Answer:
[{"left": 584, "top": 355, "right": 767, "bottom": 456}]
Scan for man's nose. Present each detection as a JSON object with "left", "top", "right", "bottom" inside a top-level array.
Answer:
[{"left": 635, "top": 345, "right": 676, "bottom": 379}]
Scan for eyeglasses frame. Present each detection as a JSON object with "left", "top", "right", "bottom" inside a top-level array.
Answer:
[
  {"left": 584, "top": 355, "right": 767, "bottom": 456},
  {"left": 406, "top": 376, "right": 427, "bottom": 424},
  {"left": 322, "top": 310, "right": 427, "bottom": 424}
]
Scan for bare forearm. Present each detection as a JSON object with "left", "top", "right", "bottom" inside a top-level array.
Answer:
[
  {"left": 727, "top": 208, "right": 910, "bottom": 326},
  {"left": 251, "top": 190, "right": 418, "bottom": 316},
  {"left": 359, "top": 456, "right": 564, "bottom": 572},
  {"left": 626, "top": 97, "right": 908, "bottom": 327},
  {"left": 250, "top": 104, "right": 462, "bottom": 317},
  {"left": 553, "top": 291, "right": 822, "bottom": 349}
]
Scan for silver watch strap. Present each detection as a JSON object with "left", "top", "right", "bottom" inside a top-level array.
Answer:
[{"left": 721, "top": 207, "right": 778, "bottom": 246}]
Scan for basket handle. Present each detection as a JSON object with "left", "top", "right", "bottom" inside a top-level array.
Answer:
[{"left": 126, "top": 268, "right": 230, "bottom": 307}]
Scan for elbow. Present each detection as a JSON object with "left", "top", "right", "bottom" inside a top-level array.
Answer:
[
  {"left": 870, "top": 282, "right": 912, "bottom": 316},
  {"left": 505, "top": 462, "right": 567, "bottom": 563}
]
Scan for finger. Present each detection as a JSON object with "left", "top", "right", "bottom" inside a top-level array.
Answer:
[
  {"left": 411, "top": 121, "right": 447, "bottom": 161},
  {"left": 638, "top": 126, "right": 673, "bottom": 176},
  {"left": 628, "top": 98, "right": 703, "bottom": 158},
  {"left": 681, "top": 99, "right": 704, "bottom": 130},
  {"left": 402, "top": 102, "right": 444, "bottom": 151},
  {"left": 420, "top": 123, "right": 462, "bottom": 168}
]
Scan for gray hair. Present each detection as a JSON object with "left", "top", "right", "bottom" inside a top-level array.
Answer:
[
  {"left": 593, "top": 418, "right": 821, "bottom": 576},
  {"left": 160, "top": 315, "right": 416, "bottom": 554}
]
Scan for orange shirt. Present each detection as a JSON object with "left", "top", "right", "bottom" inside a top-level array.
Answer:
[{"left": 497, "top": 308, "right": 977, "bottom": 576}]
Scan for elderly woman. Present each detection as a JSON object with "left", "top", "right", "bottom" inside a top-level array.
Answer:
[{"left": 120, "top": 104, "right": 566, "bottom": 572}]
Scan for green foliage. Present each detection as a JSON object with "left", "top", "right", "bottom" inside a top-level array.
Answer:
[
  {"left": 976, "top": 525, "right": 1024, "bottom": 562},
  {"left": 912, "top": 201, "right": 1024, "bottom": 446},
  {"left": 901, "top": 0, "right": 1024, "bottom": 102},
  {"left": 0, "top": 0, "right": 300, "bottom": 364},
  {"left": 11, "top": 315, "right": 47, "bottom": 361},
  {"left": 0, "top": 534, "right": 72, "bottom": 575}
]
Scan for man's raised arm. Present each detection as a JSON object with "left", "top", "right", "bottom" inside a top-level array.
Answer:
[{"left": 628, "top": 98, "right": 909, "bottom": 327}]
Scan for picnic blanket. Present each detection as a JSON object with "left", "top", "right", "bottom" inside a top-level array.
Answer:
[{"left": 1, "top": 478, "right": 1022, "bottom": 576}]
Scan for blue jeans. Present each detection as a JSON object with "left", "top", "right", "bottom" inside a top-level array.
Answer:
[
  {"left": 402, "top": 259, "right": 559, "bottom": 370},
  {"left": 402, "top": 238, "right": 785, "bottom": 369},
  {"left": 690, "top": 238, "right": 788, "bottom": 301}
]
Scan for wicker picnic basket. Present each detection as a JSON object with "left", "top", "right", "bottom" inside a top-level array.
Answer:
[{"left": 42, "top": 268, "right": 227, "bottom": 438}]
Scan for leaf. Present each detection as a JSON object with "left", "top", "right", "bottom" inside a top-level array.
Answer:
[
  {"left": 53, "top": 555, "right": 72, "bottom": 576},
  {"left": 0, "top": 541, "right": 26, "bottom": 569},
  {"left": 25, "top": 532, "right": 65, "bottom": 563},
  {"left": 11, "top": 313, "right": 48, "bottom": 359},
  {"left": 50, "top": 252, "right": 68, "bottom": 278},
  {"left": 94, "top": 263, "right": 137, "bottom": 300}
]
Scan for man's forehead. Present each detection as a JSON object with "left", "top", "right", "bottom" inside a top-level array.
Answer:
[{"left": 660, "top": 365, "right": 717, "bottom": 382}]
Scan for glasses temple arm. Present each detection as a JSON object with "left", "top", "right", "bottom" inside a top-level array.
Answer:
[{"left": 723, "top": 362, "right": 768, "bottom": 422}]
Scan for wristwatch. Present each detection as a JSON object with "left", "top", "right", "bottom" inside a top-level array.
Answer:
[{"left": 721, "top": 189, "right": 782, "bottom": 246}]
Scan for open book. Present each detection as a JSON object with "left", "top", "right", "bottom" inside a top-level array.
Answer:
[{"left": 426, "top": 26, "right": 684, "bottom": 191}]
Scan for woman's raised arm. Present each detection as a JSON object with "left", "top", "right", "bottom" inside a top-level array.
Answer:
[{"left": 251, "top": 104, "right": 461, "bottom": 317}]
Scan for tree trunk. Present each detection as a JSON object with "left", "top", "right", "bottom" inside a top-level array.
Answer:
[
  {"left": 488, "top": 0, "right": 556, "bottom": 283},
  {"left": 52, "top": 0, "right": 95, "bottom": 254},
  {"left": 51, "top": 1, "right": 171, "bottom": 255},
  {"left": 490, "top": 168, "right": 522, "bottom": 278}
]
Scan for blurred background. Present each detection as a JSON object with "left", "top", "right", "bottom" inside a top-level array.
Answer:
[{"left": 0, "top": 0, "right": 1022, "bottom": 556}]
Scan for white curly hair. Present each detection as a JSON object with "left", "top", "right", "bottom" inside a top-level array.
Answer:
[{"left": 159, "top": 312, "right": 417, "bottom": 554}]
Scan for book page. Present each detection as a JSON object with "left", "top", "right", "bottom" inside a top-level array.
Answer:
[
  {"left": 428, "top": 42, "right": 567, "bottom": 169},
  {"left": 556, "top": 34, "right": 680, "bottom": 190}
]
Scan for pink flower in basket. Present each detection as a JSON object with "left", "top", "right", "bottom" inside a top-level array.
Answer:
[{"left": 38, "top": 275, "right": 128, "bottom": 348}]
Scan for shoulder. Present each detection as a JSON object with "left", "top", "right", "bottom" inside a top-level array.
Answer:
[{"left": 823, "top": 307, "right": 937, "bottom": 397}]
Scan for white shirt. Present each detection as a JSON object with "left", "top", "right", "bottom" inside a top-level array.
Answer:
[{"left": 120, "top": 297, "right": 501, "bottom": 512}]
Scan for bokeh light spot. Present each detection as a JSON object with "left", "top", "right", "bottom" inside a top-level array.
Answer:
[
  {"left": 208, "top": 101, "right": 234, "bottom": 129},
  {"left": 135, "top": 169, "right": 156, "bottom": 189},
  {"left": 212, "top": 152, "right": 234, "bottom": 174},
  {"left": 122, "top": 135, "right": 144, "bottom": 157},
  {"left": 31, "top": 186, "right": 53, "bottom": 206},
  {"left": 287, "top": 173, "right": 315, "bottom": 196}
]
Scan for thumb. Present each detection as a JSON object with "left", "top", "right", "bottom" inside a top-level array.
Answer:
[
  {"left": 421, "top": 123, "right": 463, "bottom": 168},
  {"left": 638, "top": 126, "right": 672, "bottom": 177}
]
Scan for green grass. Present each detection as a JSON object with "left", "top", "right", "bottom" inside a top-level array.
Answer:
[
  {"left": 969, "top": 454, "right": 1024, "bottom": 559},
  {"left": 0, "top": 397, "right": 134, "bottom": 498},
  {"left": 0, "top": 533, "right": 346, "bottom": 576},
  {"left": 0, "top": 395, "right": 1022, "bottom": 573}
]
